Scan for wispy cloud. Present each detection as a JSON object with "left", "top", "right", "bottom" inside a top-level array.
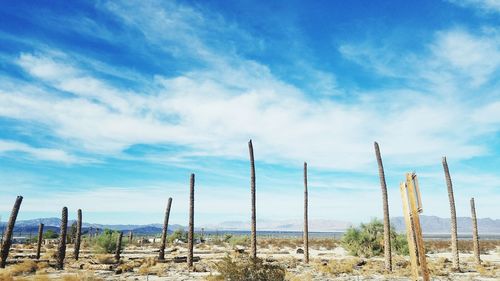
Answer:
[
  {"left": 448, "top": 0, "right": 500, "bottom": 13},
  {"left": 0, "top": 140, "right": 81, "bottom": 163}
]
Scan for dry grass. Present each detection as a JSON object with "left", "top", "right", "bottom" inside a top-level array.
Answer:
[
  {"left": 40, "top": 248, "right": 57, "bottom": 261},
  {"left": 60, "top": 272, "right": 105, "bottom": 281},
  {"left": 425, "top": 239, "right": 500, "bottom": 254},
  {"left": 0, "top": 260, "right": 38, "bottom": 278},
  {"left": 476, "top": 261, "right": 500, "bottom": 277},
  {"left": 314, "top": 258, "right": 360, "bottom": 276},
  {"left": 94, "top": 254, "right": 115, "bottom": 264},
  {"left": 257, "top": 238, "right": 338, "bottom": 250},
  {"left": 137, "top": 257, "right": 158, "bottom": 275},
  {"left": 285, "top": 272, "right": 313, "bottom": 281},
  {"left": 427, "top": 257, "right": 452, "bottom": 276},
  {"left": 207, "top": 255, "right": 286, "bottom": 281}
]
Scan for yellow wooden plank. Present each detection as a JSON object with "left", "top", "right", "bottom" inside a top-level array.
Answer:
[
  {"left": 400, "top": 181, "right": 419, "bottom": 281},
  {"left": 407, "top": 173, "right": 430, "bottom": 281}
]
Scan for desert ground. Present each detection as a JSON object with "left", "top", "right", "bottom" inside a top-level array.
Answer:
[{"left": 0, "top": 237, "right": 498, "bottom": 281}]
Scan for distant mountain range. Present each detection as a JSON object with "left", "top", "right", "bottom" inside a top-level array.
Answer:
[
  {"left": 391, "top": 215, "right": 500, "bottom": 234},
  {"left": 1, "top": 215, "right": 499, "bottom": 235}
]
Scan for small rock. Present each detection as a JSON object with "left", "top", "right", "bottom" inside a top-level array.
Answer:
[
  {"left": 115, "top": 268, "right": 123, "bottom": 274},
  {"left": 356, "top": 259, "right": 366, "bottom": 266},
  {"left": 296, "top": 248, "right": 304, "bottom": 254}
]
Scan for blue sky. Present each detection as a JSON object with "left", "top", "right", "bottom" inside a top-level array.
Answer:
[{"left": 0, "top": 0, "right": 499, "bottom": 228}]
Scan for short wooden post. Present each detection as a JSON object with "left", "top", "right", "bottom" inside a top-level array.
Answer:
[
  {"left": 36, "top": 223, "right": 44, "bottom": 260},
  {"left": 115, "top": 231, "right": 123, "bottom": 262}
]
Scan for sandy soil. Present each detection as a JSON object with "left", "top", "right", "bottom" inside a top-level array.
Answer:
[{"left": 1, "top": 240, "right": 499, "bottom": 280}]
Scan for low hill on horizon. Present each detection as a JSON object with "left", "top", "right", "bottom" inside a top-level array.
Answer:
[{"left": 2, "top": 215, "right": 499, "bottom": 235}]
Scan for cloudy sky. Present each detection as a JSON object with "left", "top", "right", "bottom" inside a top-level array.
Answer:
[{"left": 0, "top": 0, "right": 499, "bottom": 227}]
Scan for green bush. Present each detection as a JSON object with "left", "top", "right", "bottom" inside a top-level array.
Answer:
[
  {"left": 341, "top": 219, "right": 408, "bottom": 257},
  {"left": 167, "top": 229, "right": 188, "bottom": 243},
  {"left": 211, "top": 255, "right": 285, "bottom": 281},
  {"left": 93, "top": 229, "right": 125, "bottom": 254},
  {"left": 43, "top": 229, "right": 59, "bottom": 239},
  {"left": 228, "top": 235, "right": 250, "bottom": 247}
]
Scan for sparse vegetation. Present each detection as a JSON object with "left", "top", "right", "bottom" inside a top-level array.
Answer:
[
  {"left": 93, "top": 229, "right": 126, "bottom": 254},
  {"left": 315, "top": 258, "right": 359, "bottom": 275},
  {"left": 208, "top": 255, "right": 285, "bottom": 281},
  {"left": 341, "top": 219, "right": 408, "bottom": 257}
]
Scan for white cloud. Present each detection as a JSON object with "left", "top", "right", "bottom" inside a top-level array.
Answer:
[
  {"left": 430, "top": 29, "right": 500, "bottom": 86},
  {"left": 340, "top": 28, "right": 500, "bottom": 88},
  {"left": 1, "top": 28, "right": 499, "bottom": 172},
  {"left": 0, "top": 140, "right": 80, "bottom": 163},
  {"left": 448, "top": 0, "right": 500, "bottom": 13}
]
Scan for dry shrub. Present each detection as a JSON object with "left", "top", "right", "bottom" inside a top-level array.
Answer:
[
  {"left": 258, "top": 238, "right": 302, "bottom": 250},
  {"left": 390, "top": 255, "right": 412, "bottom": 277},
  {"left": 476, "top": 261, "right": 500, "bottom": 278},
  {"left": 315, "top": 258, "right": 360, "bottom": 276},
  {"left": 425, "top": 239, "right": 500, "bottom": 254},
  {"left": 309, "top": 238, "right": 337, "bottom": 250},
  {"left": 285, "top": 272, "right": 313, "bottom": 281},
  {"left": 117, "top": 261, "right": 135, "bottom": 273},
  {"left": 427, "top": 257, "right": 451, "bottom": 276},
  {"left": 209, "top": 255, "right": 285, "bottom": 281},
  {"left": 61, "top": 272, "right": 104, "bottom": 281},
  {"left": 358, "top": 259, "right": 385, "bottom": 275},
  {"left": 138, "top": 257, "right": 157, "bottom": 275},
  {"left": 31, "top": 274, "right": 51, "bottom": 281},
  {"left": 281, "top": 257, "right": 299, "bottom": 269},
  {"left": 0, "top": 260, "right": 38, "bottom": 277},
  {"left": 95, "top": 254, "right": 115, "bottom": 264},
  {"left": 139, "top": 263, "right": 170, "bottom": 276},
  {"left": 41, "top": 249, "right": 56, "bottom": 260}
]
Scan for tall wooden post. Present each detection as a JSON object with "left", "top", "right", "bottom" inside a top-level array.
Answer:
[
  {"left": 0, "top": 196, "right": 23, "bottom": 268},
  {"left": 56, "top": 207, "right": 68, "bottom": 270},
  {"left": 159, "top": 197, "right": 173, "bottom": 260},
  {"left": 303, "top": 162, "right": 309, "bottom": 264},
  {"left": 470, "top": 198, "right": 481, "bottom": 266},
  {"left": 36, "top": 223, "right": 44, "bottom": 260},
  {"left": 374, "top": 142, "right": 392, "bottom": 271},
  {"left": 442, "top": 156, "right": 459, "bottom": 270},
  {"left": 187, "top": 174, "right": 195, "bottom": 268},
  {"left": 248, "top": 140, "right": 257, "bottom": 259},
  {"left": 74, "top": 209, "right": 82, "bottom": 260}
]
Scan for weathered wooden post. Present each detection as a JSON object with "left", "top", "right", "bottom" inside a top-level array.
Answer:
[
  {"left": 248, "top": 140, "right": 257, "bottom": 259},
  {"left": 36, "top": 223, "right": 44, "bottom": 260},
  {"left": 187, "top": 173, "right": 195, "bottom": 268},
  {"left": 0, "top": 196, "right": 23, "bottom": 268},
  {"left": 128, "top": 231, "right": 133, "bottom": 244},
  {"left": 159, "top": 197, "right": 173, "bottom": 260},
  {"left": 442, "top": 156, "right": 459, "bottom": 270},
  {"left": 400, "top": 173, "right": 429, "bottom": 281},
  {"left": 115, "top": 231, "right": 123, "bottom": 263},
  {"left": 470, "top": 198, "right": 481, "bottom": 266},
  {"left": 374, "top": 141, "right": 392, "bottom": 271},
  {"left": 56, "top": 207, "right": 68, "bottom": 270},
  {"left": 400, "top": 182, "right": 418, "bottom": 280},
  {"left": 303, "top": 162, "right": 309, "bottom": 264},
  {"left": 74, "top": 209, "right": 82, "bottom": 260}
]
